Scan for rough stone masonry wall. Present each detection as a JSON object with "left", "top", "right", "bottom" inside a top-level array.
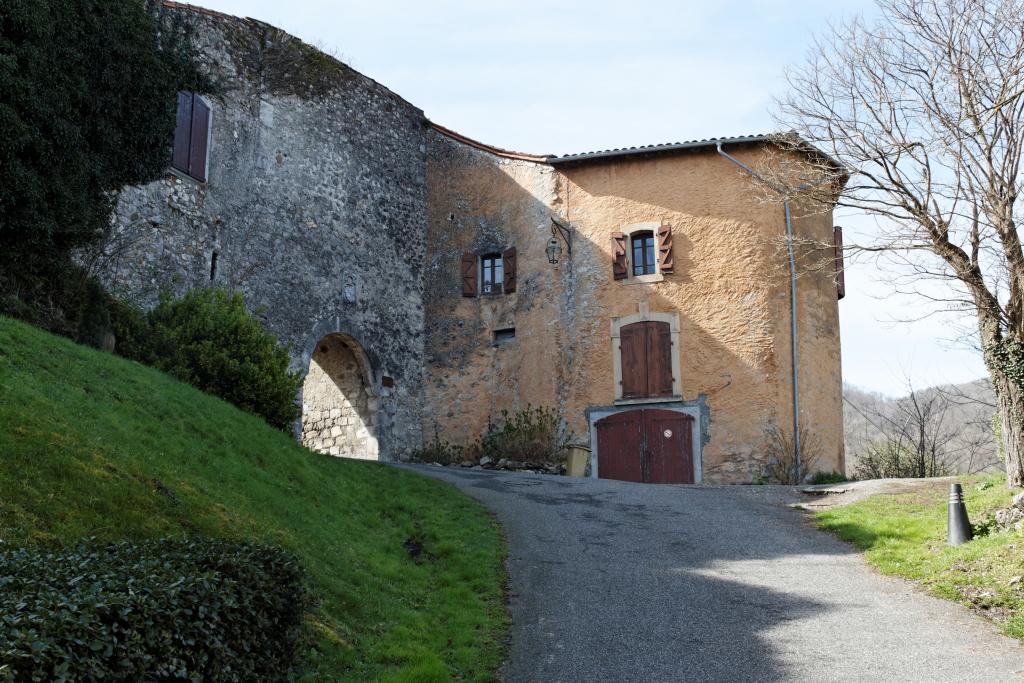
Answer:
[
  {"left": 98, "top": 6, "right": 428, "bottom": 459},
  {"left": 423, "top": 131, "right": 571, "bottom": 445}
]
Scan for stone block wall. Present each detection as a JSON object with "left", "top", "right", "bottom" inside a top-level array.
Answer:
[
  {"left": 300, "top": 335, "right": 378, "bottom": 458},
  {"left": 98, "top": 5, "right": 428, "bottom": 459}
]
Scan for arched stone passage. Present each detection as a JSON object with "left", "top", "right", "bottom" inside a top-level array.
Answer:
[{"left": 301, "top": 333, "right": 379, "bottom": 460}]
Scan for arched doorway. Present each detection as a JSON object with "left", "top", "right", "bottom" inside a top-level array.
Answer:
[{"left": 301, "top": 333, "right": 379, "bottom": 460}]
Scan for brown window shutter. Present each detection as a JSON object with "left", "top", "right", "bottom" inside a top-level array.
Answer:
[
  {"left": 461, "top": 252, "right": 477, "bottom": 297},
  {"left": 503, "top": 246, "right": 517, "bottom": 293},
  {"left": 834, "top": 225, "right": 846, "bottom": 300},
  {"left": 172, "top": 91, "right": 193, "bottom": 174},
  {"left": 189, "top": 96, "right": 211, "bottom": 182},
  {"left": 647, "top": 321, "right": 674, "bottom": 397},
  {"left": 657, "top": 224, "right": 674, "bottom": 274},
  {"left": 620, "top": 323, "right": 648, "bottom": 398},
  {"left": 611, "top": 232, "right": 628, "bottom": 280}
]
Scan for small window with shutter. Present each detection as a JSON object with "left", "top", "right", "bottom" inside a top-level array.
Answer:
[
  {"left": 172, "top": 91, "right": 212, "bottom": 182},
  {"left": 464, "top": 248, "right": 517, "bottom": 297}
]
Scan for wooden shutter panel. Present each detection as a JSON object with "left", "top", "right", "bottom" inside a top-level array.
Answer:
[
  {"left": 189, "top": 96, "right": 211, "bottom": 182},
  {"left": 172, "top": 91, "right": 193, "bottom": 174},
  {"left": 503, "top": 246, "right": 517, "bottom": 293},
  {"left": 461, "top": 252, "right": 477, "bottom": 297},
  {"left": 611, "top": 232, "right": 628, "bottom": 280},
  {"left": 834, "top": 225, "right": 846, "bottom": 300},
  {"left": 657, "top": 224, "right": 674, "bottom": 274},
  {"left": 620, "top": 323, "right": 648, "bottom": 398},
  {"left": 647, "top": 321, "right": 674, "bottom": 397}
]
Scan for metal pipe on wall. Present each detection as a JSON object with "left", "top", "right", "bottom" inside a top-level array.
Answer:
[{"left": 715, "top": 142, "right": 802, "bottom": 478}]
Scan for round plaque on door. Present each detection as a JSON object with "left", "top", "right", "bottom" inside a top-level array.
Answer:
[{"left": 663, "top": 429, "right": 672, "bottom": 438}]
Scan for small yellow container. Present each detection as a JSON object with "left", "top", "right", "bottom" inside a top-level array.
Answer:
[{"left": 566, "top": 445, "right": 591, "bottom": 478}]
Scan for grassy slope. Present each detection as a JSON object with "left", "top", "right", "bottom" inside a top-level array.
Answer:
[
  {"left": 0, "top": 316, "right": 507, "bottom": 682},
  {"left": 817, "top": 475, "right": 1024, "bottom": 640}
]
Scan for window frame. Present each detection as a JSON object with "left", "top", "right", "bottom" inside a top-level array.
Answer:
[
  {"left": 631, "top": 231, "right": 656, "bottom": 277},
  {"left": 480, "top": 252, "right": 504, "bottom": 295}
]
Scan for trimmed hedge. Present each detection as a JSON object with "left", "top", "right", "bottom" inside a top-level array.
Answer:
[{"left": 0, "top": 539, "right": 309, "bottom": 682}]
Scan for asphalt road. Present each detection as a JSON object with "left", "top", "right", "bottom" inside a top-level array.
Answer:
[{"left": 404, "top": 465, "right": 1024, "bottom": 683}]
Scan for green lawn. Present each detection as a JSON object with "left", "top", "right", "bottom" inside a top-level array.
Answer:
[
  {"left": 0, "top": 316, "right": 507, "bottom": 681},
  {"left": 817, "top": 476, "right": 1024, "bottom": 640}
]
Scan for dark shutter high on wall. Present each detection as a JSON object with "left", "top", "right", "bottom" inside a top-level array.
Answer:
[
  {"left": 503, "top": 246, "right": 517, "bottom": 293},
  {"left": 172, "top": 91, "right": 211, "bottom": 182},
  {"left": 461, "top": 252, "right": 477, "bottom": 297},
  {"left": 172, "top": 91, "right": 193, "bottom": 174},
  {"left": 620, "top": 321, "right": 674, "bottom": 399},
  {"left": 189, "top": 96, "right": 211, "bottom": 182},
  {"left": 834, "top": 225, "right": 846, "bottom": 300},
  {"left": 611, "top": 232, "right": 628, "bottom": 280},
  {"left": 657, "top": 224, "right": 674, "bottom": 274}
]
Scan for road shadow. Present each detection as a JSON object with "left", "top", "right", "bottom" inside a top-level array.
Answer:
[{"left": 403, "top": 466, "right": 860, "bottom": 682}]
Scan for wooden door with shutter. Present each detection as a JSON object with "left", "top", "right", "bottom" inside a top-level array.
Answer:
[
  {"left": 644, "top": 409, "right": 694, "bottom": 484},
  {"left": 619, "top": 321, "right": 674, "bottom": 399},
  {"left": 594, "top": 410, "right": 644, "bottom": 483},
  {"left": 595, "top": 409, "right": 694, "bottom": 484}
]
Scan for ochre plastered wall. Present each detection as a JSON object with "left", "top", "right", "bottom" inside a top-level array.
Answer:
[{"left": 424, "top": 134, "right": 844, "bottom": 482}]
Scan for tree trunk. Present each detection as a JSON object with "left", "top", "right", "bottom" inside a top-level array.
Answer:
[{"left": 991, "top": 367, "right": 1024, "bottom": 487}]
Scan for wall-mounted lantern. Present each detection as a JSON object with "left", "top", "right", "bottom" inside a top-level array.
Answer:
[
  {"left": 548, "top": 215, "right": 572, "bottom": 264},
  {"left": 546, "top": 237, "right": 561, "bottom": 264}
]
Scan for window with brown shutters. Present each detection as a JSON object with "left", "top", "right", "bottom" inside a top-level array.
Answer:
[
  {"left": 172, "top": 91, "right": 211, "bottom": 182},
  {"left": 611, "top": 232, "right": 628, "bottom": 280},
  {"left": 834, "top": 225, "right": 846, "bottom": 300},
  {"left": 463, "top": 248, "right": 517, "bottom": 297},
  {"left": 620, "top": 321, "right": 674, "bottom": 399}
]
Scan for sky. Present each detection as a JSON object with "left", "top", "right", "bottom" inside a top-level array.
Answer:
[{"left": 190, "top": 0, "right": 989, "bottom": 397}]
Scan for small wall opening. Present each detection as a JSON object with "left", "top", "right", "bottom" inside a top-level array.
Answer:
[{"left": 301, "top": 333, "right": 379, "bottom": 460}]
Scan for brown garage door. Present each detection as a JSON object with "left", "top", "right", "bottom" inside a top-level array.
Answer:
[{"left": 594, "top": 408, "right": 694, "bottom": 484}]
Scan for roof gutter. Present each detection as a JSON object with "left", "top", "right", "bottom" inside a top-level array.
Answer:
[{"left": 715, "top": 142, "right": 802, "bottom": 481}]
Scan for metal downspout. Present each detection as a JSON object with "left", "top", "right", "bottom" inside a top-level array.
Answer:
[{"left": 715, "top": 142, "right": 802, "bottom": 479}]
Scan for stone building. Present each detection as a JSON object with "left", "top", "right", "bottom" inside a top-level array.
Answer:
[{"left": 101, "top": 2, "right": 845, "bottom": 482}]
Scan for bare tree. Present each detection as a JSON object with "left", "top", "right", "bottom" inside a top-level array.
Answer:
[
  {"left": 771, "top": 0, "right": 1024, "bottom": 486},
  {"left": 845, "top": 377, "right": 998, "bottom": 477}
]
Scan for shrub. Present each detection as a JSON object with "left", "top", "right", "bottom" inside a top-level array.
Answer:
[
  {"left": 126, "top": 288, "right": 302, "bottom": 430},
  {"left": 412, "top": 431, "right": 464, "bottom": 466},
  {"left": 762, "top": 423, "right": 822, "bottom": 484},
  {"left": 0, "top": 539, "right": 309, "bottom": 682},
  {"left": 852, "top": 440, "right": 951, "bottom": 480},
  {"left": 808, "top": 470, "right": 848, "bottom": 485},
  {"left": 474, "top": 405, "right": 571, "bottom": 464}
]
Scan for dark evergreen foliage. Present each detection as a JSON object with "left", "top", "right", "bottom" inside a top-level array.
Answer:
[
  {"left": 126, "top": 288, "right": 303, "bottom": 431},
  {"left": 0, "top": 0, "right": 206, "bottom": 256},
  {"left": 0, "top": 539, "right": 309, "bottom": 682}
]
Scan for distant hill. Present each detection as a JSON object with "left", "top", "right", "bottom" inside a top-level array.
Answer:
[{"left": 843, "top": 378, "right": 1001, "bottom": 475}]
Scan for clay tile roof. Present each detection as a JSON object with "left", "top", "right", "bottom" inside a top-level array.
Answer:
[
  {"left": 428, "top": 122, "right": 551, "bottom": 163},
  {"left": 545, "top": 134, "right": 773, "bottom": 165}
]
